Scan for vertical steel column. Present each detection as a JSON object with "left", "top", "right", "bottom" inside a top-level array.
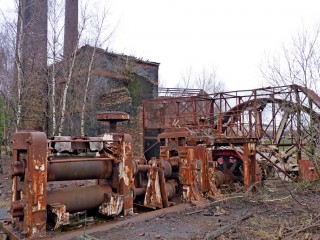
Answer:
[
  {"left": 119, "top": 134, "right": 134, "bottom": 215},
  {"left": 11, "top": 131, "right": 48, "bottom": 238}
]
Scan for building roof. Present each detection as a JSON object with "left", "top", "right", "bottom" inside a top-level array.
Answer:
[{"left": 79, "top": 44, "right": 160, "bottom": 68}]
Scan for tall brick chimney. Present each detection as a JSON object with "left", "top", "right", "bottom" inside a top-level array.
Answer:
[
  {"left": 18, "top": 0, "right": 48, "bottom": 131},
  {"left": 64, "top": 0, "right": 78, "bottom": 57}
]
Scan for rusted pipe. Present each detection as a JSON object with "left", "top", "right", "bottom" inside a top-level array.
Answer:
[
  {"left": 47, "top": 160, "right": 112, "bottom": 181},
  {"left": 133, "top": 161, "right": 150, "bottom": 176},
  {"left": 166, "top": 179, "right": 178, "bottom": 200},
  {"left": 12, "top": 160, "right": 25, "bottom": 177},
  {"left": 168, "top": 156, "right": 179, "bottom": 167},
  {"left": 10, "top": 201, "right": 25, "bottom": 218},
  {"left": 134, "top": 187, "right": 146, "bottom": 196},
  {"left": 161, "top": 161, "right": 172, "bottom": 177},
  {"left": 137, "top": 164, "right": 151, "bottom": 172},
  {"left": 47, "top": 185, "right": 112, "bottom": 213}
]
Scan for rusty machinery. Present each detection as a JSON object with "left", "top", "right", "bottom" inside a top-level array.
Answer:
[
  {"left": 145, "top": 84, "right": 320, "bottom": 182},
  {"left": 3, "top": 112, "right": 136, "bottom": 239},
  {"left": 3, "top": 84, "right": 320, "bottom": 239},
  {"left": 3, "top": 112, "right": 232, "bottom": 239}
]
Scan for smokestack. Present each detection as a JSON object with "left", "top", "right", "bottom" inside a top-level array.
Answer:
[
  {"left": 18, "top": 0, "right": 48, "bottom": 131},
  {"left": 64, "top": 0, "right": 78, "bottom": 57}
]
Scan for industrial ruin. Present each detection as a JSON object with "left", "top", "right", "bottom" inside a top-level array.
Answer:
[
  {"left": 2, "top": 84, "right": 320, "bottom": 239},
  {"left": 1, "top": 0, "right": 320, "bottom": 239}
]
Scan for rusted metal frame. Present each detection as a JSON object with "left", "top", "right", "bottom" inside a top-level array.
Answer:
[
  {"left": 273, "top": 90, "right": 294, "bottom": 144},
  {"left": 179, "top": 100, "right": 195, "bottom": 126},
  {"left": 237, "top": 91, "right": 255, "bottom": 138},
  {"left": 272, "top": 91, "right": 292, "bottom": 142},
  {"left": 144, "top": 161, "right": 163, "bottom": 208},
  {"left": 271, "top": 92, "right": 277, "bottom": 141},
  {"left": 236, "top": 96, "right": 242, "bottom": 137},
  {"left": 199, "top": 98, "right": 214, "bottom": 132},
  {"left": 176, "top": 99, "right": 180, "bottom": 126},
  {"left": 158, "top": 162, "right": 169, "bottom": 208},
  {"left": 119, "top": 134, "right": 134, "bottom": 215},
  {"left": 295, "top": 88, "right": 302, "bottom": 160},
  {"left": 178, "top": 98, "right": 192, "bottom": 124},
  {"left": 16, "top": 132, "right": 48, "bottom": 237},
  {"left": 249, "top": 143, "right": 259, "bottom": 189},
  {"left": 48, "top": 157, "right": 116, "bottom": 163},
  {"left": 163, "top": 101, "right": 167, "bottom": 128},
  {"left": 289, "top": 92, "right": 294, "bottom": 145},
  {"left": 243, "top": 143, "right": 250, "bottom": 190},
  {"left": 241, "top": 102, "right": 246, "bottom": 137},
  {"left": 209, "top": 98, "right": 215, "bottom": 128},
  {"left": 48, "top": 139, "right": 115, "bottom": 143},
  {"left": 196, "top": 100, "right": 203, "bottom": 132},
  {"left": 248, "top": 110, "right": 253, "bottom": 138},
  {"left": 218, "top": 93, "right": 223, "bottom": 139},
  {"left": 243, "top": 141, "right": 259, "bottom": 190},
  {"left": 253, "top": 90, "right": 258, "bottom": 139},
  {"left": 198, "top": 146, "right": 208, "bottom": 191},
  {"left": 221, "top": 94, "right": 236, "bottom": 113},
  {"left": 274, "top": 112, "right": 290, "bottom": 145},
  {"left": 262, "top": 100, "right": 285, "bottom": 143}
]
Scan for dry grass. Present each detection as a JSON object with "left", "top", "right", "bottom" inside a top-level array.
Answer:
[{"left": 0, "top": 200, "right": 9, "bottom": 208}]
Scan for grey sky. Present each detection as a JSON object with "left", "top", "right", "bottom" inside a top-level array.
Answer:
[{"left": 2, "top": 0, "right": 320, "bottom": 91}]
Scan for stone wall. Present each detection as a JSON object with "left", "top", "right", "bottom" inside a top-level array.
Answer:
[{"left": 57, "top": 45, "right": 159, "bottom": 159}]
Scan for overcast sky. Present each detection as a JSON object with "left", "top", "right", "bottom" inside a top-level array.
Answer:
[{"left": 2, "top": 1, "right": 320, "bottom": 91}]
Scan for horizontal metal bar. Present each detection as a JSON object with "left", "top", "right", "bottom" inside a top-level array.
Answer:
[{"left": 49, "top": 157, "right": 116, "bottom": 163}]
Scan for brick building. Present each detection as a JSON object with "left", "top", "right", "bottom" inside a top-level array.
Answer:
[{"left": 58, "top": 45, "right": 160, "bottom": 159}]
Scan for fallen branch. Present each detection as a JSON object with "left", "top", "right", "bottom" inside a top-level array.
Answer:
[
  {"left": 288, "top": 222, "right": 320, "bottom": 238},
  {"left": 249, "top": 195, "right": 291, "bottom": 203},
  {"left": 205, "top": 195, "right": 244, "bottom": 208},
  {"left": 185, "top": 209, "right": 204, "bottom": 215},
  {"left": 205, "top": 212, "right": 254, "bottom": 239}
]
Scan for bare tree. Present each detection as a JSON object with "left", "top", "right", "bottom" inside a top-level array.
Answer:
[
  {"left": 80, "top": 4, "right": 113, "bottom": 137},
  {"left": 261, "top": 25, "right": 320, "bottom": 174},
  {"left": 179, "top": 67, "right": 225, "bottom": 94},
  {"left": 57, "top": 1, "right": 91, "bottom": 136},
  {"left": 48, "top": 0, "right": 64, "bottom": 136},
  {"left": 262, "top": 26, "right": 320, "bottom": 90}
]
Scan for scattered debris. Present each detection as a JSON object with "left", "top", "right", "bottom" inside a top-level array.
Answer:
[{"left": 205, "top": 212, "right": 254, "bottom": 239}]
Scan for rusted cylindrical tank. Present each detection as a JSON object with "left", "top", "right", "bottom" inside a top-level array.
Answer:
[
  {"left": 47, "top": 185, "right": 112, "bottom": 213},
  {"left": 47, "top": 160, "right": 113, "bottom": 181}
]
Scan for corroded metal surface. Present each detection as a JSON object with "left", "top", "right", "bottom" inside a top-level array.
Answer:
[
  {"left": 4, "top": 127, "right": 139, "bottom": 238},
  {"left": 99, "top": 193, "right": 124, "bottom": 216},
  {"left": 47, "top": 203, "right": 69, "bottom": 230},
  {"left": 96, "top": 111, "right": 130, "bottom": 121},
  {"left": 11, "top": 131, "right": 48, "bottom": 238},
  {"left": 47, "top": 185, "right": 112, "bottom": 213}
]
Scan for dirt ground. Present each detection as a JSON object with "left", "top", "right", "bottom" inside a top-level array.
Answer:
[
  {"left": 0, "top": 155, "right": 11, "bottom": 220},
  {"left": 1, "top": 155, "right": 320, "bottom": 240},
  {"left": 85, "top": 180, "right": 320, "bottom": 240}
]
